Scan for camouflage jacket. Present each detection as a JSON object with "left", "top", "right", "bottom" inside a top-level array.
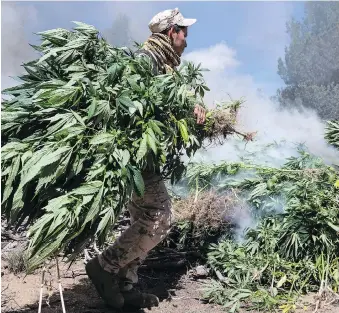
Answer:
[{"left": 135, "top": 49, "right": 169, "bottom": 76}]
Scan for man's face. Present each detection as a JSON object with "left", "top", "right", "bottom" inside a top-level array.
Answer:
[{"left": 170, "top": 27, "right": 188, "bottom": 56}]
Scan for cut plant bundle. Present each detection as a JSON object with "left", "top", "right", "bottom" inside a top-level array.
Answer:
[
  {"left": 203, "top": 99, "right": 256, "bottom": 144},
  {"left": 1, "top": 22, "right": 250, "bottom": 272}
]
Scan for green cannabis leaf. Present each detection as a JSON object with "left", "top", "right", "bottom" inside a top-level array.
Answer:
[{"left": 1, "top": 21, "right": 245, "bottom": 272}]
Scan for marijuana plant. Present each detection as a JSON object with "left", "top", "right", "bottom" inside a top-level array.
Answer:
[
  {"left": 187, "top": 152, "right": 339, "bottom": 311},
  {"left": 1, "top": 22, "right": 248, "bottom": 271}
]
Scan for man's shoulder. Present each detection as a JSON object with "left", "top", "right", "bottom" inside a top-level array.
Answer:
[
  {"left": 135, "top": 48, "right": 161, "bottom": 75},
  {"left": 135, "top": 48, "right": 154, "bottom": 60}
]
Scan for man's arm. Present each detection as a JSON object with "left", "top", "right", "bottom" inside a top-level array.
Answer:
[{"left": 194, "top": 104, "right": 206, "bottom": 124}]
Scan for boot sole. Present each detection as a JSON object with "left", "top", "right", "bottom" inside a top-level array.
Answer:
[{"left": 122, "top": 291, "right": 159, "bottom": 309}]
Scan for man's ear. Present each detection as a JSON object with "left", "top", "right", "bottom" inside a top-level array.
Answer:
[{"left": 166, "top": 26, "right": 175, "bottom": 39}]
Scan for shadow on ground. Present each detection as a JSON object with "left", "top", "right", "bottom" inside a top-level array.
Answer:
[{"left": 3, "top": 266, "right": 189, "bottom": 313}]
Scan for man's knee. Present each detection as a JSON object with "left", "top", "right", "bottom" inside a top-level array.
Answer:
[
  {"left": 160, "top": 206, "right": 172, "bottom": 232},
  {"left": 141, "top": 202, "right": 172, "bottom": 238},
  {"left": 144, "top": 199, "right": 172, "bottom": 222}
]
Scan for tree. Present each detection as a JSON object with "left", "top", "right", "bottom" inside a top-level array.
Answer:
[{"left": 277, "top": 2, "right": 339, "bottom": 120}]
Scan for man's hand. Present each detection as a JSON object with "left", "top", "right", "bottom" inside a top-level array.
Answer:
[{"left": 194, "top": 104, "right": 206, "bottom": 125}]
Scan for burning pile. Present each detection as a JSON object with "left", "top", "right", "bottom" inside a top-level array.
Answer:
[{"left": 168, "top": 190, "right": 241, "bottom": 249}]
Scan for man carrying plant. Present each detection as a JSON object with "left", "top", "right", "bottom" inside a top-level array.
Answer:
[{"left": 85, "top": 8, "right": 206, "bottom": 309}]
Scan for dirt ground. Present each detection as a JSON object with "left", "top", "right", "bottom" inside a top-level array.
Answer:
[
  {"left": 1, "top": 257, "right": 339, "bottom": 313},
  {"left": 1, "top": 258, "right": 226, "bottom": 313}
]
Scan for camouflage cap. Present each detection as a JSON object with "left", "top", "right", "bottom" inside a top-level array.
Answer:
[{"left": 148, "top": 8, "right": 197, "bottom": 33}]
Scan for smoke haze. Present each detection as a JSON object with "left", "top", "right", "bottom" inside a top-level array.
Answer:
[
  {"left": 183, "top": 44, "right": 339, "bottom": 167},
  {"left": 1, "top": 2, "right": 38, "bottom": 90}
]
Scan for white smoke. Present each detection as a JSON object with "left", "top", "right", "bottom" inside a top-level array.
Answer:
[
  {"left": 231, "top": 203, "right": 257, "bottom": 243},
  {"left": 230, "top": 194, "right": 286, "bottom": 243},
  {"left": 183, "top": 41, "right": 339, "bottom": 240},
  {"left": 1, "top": 2, "right": 38, "bottom": 90},
  {"left": 183, "top": 42, "right": 339, "bottom": 168}
]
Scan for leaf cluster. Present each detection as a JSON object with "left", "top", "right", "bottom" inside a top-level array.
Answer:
[
  {"left": 1, "top": 22, "right": 220, "bottom": 271},
  {"left": 325, "top": 120, "right": 339, "bottom": 149}
]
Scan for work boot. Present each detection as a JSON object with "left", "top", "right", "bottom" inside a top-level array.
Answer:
[
  {"left": 85, "top": 256, "right": 124, "bottom": 309},
  {"left": 122, "top": 288, "right": 160, "bottom": 309}
]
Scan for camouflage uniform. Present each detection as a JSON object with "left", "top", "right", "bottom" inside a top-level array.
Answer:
[
  {"left": 97, "top": 36, "right": 175, "bottom": 290},
  {"left": 86, "top": 7, "right": 197, "bottom": 308},
  {"left": 98, "top": 171, "right": 172, "bottom": 290}
]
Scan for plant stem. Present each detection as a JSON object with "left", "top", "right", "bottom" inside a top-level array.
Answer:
[
  {"left": 38, "top": 266, "right": 46, "bottom": 313},
  {"left": 55, "top": 255, "right": 66, "bottom": 313}
]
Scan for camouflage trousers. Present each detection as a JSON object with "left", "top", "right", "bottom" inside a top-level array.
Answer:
[{"left": 98, "top": 171, "right": 172, "bottom": 290}]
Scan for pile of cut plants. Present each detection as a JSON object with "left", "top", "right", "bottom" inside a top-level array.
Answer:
[{"left": 171, "top": 149, "right": 339, "bottom": 312}]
